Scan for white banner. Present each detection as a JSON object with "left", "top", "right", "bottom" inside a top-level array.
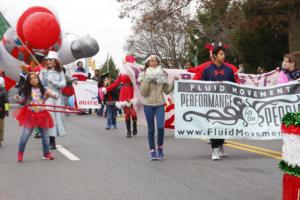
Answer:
[
  {"left": 73, "top": 80, "right": 100, "bottom": 109},
  {"left": 123, "top": 62, "right": 280, "bottom": 129},
  {"left": 175, "top": 80, "right": 300, "bottom": 140},
  {"left": 123, "top": 62, "right": 195, "bottom": 129},
  {"left": 238, "top": 70, "right": 279, "bottom": 87}
]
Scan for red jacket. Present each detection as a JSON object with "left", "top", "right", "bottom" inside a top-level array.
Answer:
[
  {"left": 188, "top": 61, "right": 240, "bottom": 83},
  {"left": 106, "top": 74, "right": 134, "bottom": 102},
  {"left": 72, "top": 72, "right": 88, "bottom": 81}
]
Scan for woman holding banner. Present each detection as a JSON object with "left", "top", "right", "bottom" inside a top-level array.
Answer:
[
  {"left": 139, "top": 55, "right": 179, "bottom": 161},
  {"left": 279, "top": 52, "right": 300, "bottom": 200},
  {"left": 40, "top": 51, "right": 67, "bottom": 149},
  {"left": 278, "top": 51, "right": 300, "bottom": 84},
  {"left": 199, "top": 45, "right": 239, "bottom": 161}
]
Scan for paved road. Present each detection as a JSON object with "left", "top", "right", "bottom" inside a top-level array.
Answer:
[{"left": 0, "top": 113, "right": 282, "bottom": 200}]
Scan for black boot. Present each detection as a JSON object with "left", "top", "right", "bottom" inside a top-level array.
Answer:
[
  {"left": 49, "top": 136, "right": 56, "bottom": 150},
  {"left": 125, "top": 120, "right": 131, "bottom": 138},
  {"left": 132, "top": 120, "right": 138, "bottom": 136}
]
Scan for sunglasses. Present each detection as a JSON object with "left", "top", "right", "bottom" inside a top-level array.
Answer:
[{"left": 46, "top": 58, "right": 55, "bottom": 61}]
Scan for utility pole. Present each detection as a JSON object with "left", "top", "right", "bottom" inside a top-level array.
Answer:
[{"left": 106, "top": 53, "right": 110, "bottom": 73}]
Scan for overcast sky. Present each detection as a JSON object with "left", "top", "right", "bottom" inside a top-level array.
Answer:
[
  {"left": 1, "top": 0, "right": 132, "bottom": 68},
  {"left": 0, "top": 0, "right": 200, "bottom": 69},
  {"left": 49, "top": 0, "right": 132, "bottom": 67}
]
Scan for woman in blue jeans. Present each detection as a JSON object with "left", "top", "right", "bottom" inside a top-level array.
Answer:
[{"left": 139, "top": 55, "right": 179, "bottom": 160}]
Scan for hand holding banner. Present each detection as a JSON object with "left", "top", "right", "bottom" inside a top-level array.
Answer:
[{"left": 175, "top": 80, "right": 300, "bottom": 140}]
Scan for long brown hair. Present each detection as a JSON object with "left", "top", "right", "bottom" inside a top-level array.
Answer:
[
  {"left": 53, "top": 59, "right": 62, "bottom": 72},
  {"left": 22, "top": 73, "right": 46, "bottom": 100},
  {"left": 285, "top": 51, "right": 300, "bottom": 70},
  {"left": 46, "top": 59, "right": 62, "bottom": 72}
]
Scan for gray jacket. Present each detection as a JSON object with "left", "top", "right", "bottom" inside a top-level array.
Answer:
[{"left": 140, "top": 79, "right": 174, "bottom": 106}]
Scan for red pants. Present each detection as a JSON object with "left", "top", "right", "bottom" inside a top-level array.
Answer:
[
  {"left": 283, "top": 173, "right": 300, "bottom": 200},
  {"left": 124, "top": 105, "right": 137, "bottom": 121}
]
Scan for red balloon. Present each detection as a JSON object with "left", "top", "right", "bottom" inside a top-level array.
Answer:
[
  {"left": 22, "top": 12, "right": 61, "bottom": 49},
  {"left": 17, "top": 6, "right": 54, "bottom": 44}
]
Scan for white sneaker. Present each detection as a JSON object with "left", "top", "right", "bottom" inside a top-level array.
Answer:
[
  {"left": 219, "top": 146, "right": 228, "bottom": 157},
  {"left": 212, "top": 148, "right": 220, "bottom": 160}
]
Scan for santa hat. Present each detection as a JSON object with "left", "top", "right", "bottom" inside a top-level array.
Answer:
[{"left": 125, "top": 55, "right": 136, "bottom": 63}]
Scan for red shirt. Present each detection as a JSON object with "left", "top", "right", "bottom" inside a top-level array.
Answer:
[
  {"left": 72, "top": 72, "right": 88, "bottom": 81},
  {"left": 106, "top": 74, "right": 134, "bottom": 101},
  {"left": 188, "top": 61, "right": 240, "bottom": 83}
]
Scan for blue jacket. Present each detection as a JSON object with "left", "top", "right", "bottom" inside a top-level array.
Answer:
[{"left": 201, "top": 63, "right": 236, "bottom": 83}]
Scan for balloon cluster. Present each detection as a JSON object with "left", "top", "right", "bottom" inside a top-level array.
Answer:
[{"left": 0, "top": 0, "right": 99, "bottom": 81}]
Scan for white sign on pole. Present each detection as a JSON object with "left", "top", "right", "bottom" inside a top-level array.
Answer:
[{"left": 73, "top": 81, "right": 99, "bottom": 109}]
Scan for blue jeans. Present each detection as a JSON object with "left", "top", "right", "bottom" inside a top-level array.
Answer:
[
  {"left": 144, "top": 105, "right": 165, "bottom": 150},
  {"left": 97, "top": 103, "right": 105, "bottom": 116},
  {"left": 18, "top": 127, "right": 50, "bottom": 154},
  {"left": 106, "top": 105, "right": 117, "bottom": 128}
]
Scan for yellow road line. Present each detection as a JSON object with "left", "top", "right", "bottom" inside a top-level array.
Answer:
[
  {"left": 224, "top": 143, "right": 282, "bottom": 160},
  {"left": 200, "top": 139, "right": 282, "bottom": 160},
  {"left": 114, "top": 121, "right": 283, "bottom": 160},
  {"left": 226, "top": 140, "right": 282, "bottom": 156},
  {"left": 117, "top": 117, "right": 124, "bottom": 121}
]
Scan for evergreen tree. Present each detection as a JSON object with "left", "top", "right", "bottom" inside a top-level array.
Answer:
[{"left": 100, "top": 56, "right": 120, "bottom": 80}]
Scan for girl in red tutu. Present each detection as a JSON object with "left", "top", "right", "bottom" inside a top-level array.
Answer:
[{"left": 14, "top": 73, "right": 58, "bottom": 162}]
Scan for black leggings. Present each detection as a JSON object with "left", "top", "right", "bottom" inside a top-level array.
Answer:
[{"left": 211, "top": 139, "right": 224, "bottom": 149}]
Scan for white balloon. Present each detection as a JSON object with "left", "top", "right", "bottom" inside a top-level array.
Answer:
[
  {"left": 58, "top": 33, "right": 77, "bottom": 65},
  {"left": 0, "top": 42, "right": 24, "bottom": 81}
]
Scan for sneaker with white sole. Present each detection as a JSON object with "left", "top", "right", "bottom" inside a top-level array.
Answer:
[
  {"left": 219, "top": 145, "right": 228, "bottom": 157},
  {"left": 150, "top": 151, "right": 158, "bottom": 161},
  {"left": 43, "top": 152, "right": 54, "bottom": 160},
  {"left": 212, "top": 148, "right": 220, "bottom": 160},
  {"left": 157, "top": 148, "right": 165, "bottom": 160}
]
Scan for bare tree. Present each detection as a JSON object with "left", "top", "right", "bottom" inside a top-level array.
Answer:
[
  {"left": 125, "top": 9, "right": 194, "bottom": 68},
  {"left": 117, "top": 0, "right": 195, "bottom": 22},
  {"left": 119, "top": 0, "right": 300, "bottom": 54},
  {"left": 118, "top": 0, "right": 197, "bottom": 68}
]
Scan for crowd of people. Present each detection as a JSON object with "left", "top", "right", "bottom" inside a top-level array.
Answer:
[{"left": 0, "top": 40, "right": 299, "bottom": 163}]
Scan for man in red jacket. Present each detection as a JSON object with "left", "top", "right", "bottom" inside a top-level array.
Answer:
[{"left": 187, "top": 41, "right": 240, "bottom": 83}]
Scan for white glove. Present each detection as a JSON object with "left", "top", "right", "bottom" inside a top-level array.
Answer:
[
  {"left": 101, "top": 87, "right": 107, "bottom": 95},
  {"left": 116, "top": 102, "right": 123, "bottom": 109},
  {"left": 130, "top": 98, "right": 138, "bottom": 106}
]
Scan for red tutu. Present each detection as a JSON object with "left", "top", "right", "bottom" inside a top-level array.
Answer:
[{"left": 13, "top": 106, "right": 54, "bottom": 129}]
